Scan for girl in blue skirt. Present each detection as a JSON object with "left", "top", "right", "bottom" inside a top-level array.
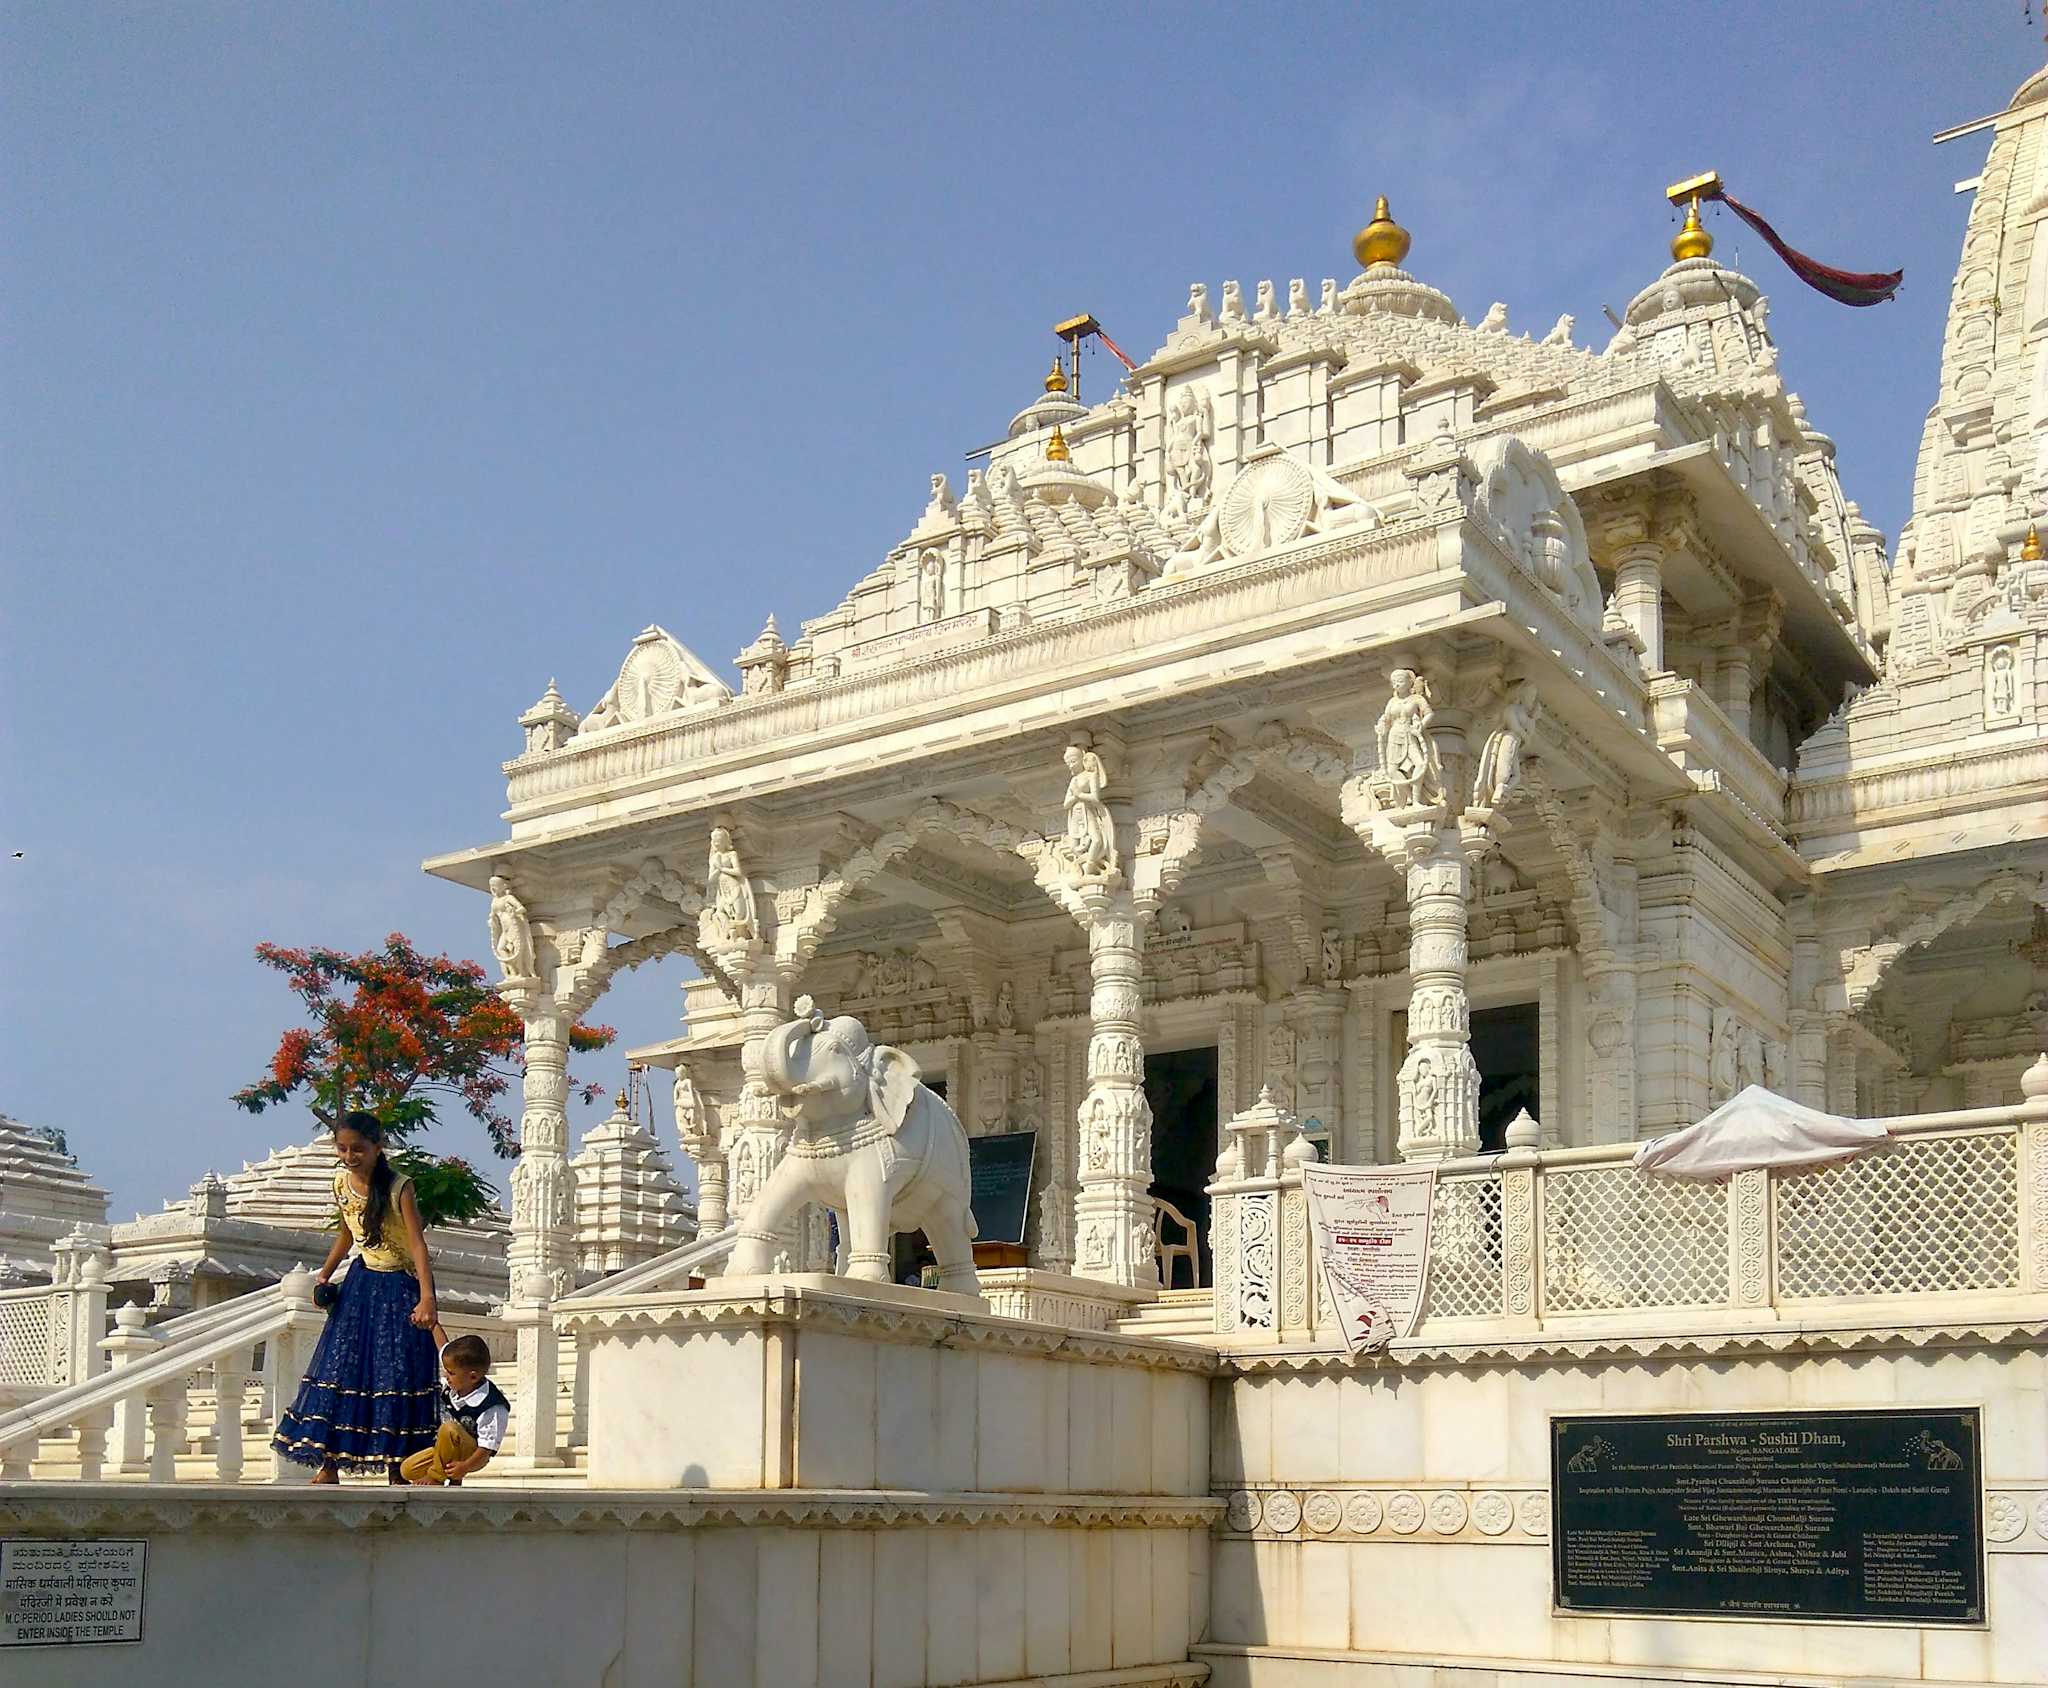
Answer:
[{"left": 273, "top": 1112, "right": 442, "bottom": 1483}]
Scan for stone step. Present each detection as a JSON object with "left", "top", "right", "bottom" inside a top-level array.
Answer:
[{"left": 1113, "top": 1289, "right": 1215, "bottom": 1341}]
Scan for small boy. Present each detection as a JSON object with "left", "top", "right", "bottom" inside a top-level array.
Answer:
[{"left": 401, "top": 1325, "right": 511, "bottom": 1486}]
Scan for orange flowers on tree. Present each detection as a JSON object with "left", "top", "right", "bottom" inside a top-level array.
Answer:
[{"left": 234, "top": 933, "right": 615, "bottom": 1225}]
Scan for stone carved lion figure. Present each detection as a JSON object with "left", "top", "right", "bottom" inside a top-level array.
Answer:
[{"left": 727, "top": 998, "right": 979, "bottom": 1291}]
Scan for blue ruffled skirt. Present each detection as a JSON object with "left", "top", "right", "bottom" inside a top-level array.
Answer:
[{"left": 272, "top": 1263, "right": 440, "bottom": 1471}]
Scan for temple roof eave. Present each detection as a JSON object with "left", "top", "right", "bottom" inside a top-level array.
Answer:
[
  {"left": 432, "top": 516, "right": 1491, "bottom": 884},
  {"left": 1566, "top": 441, "right": 1877, "bottom": 695}
]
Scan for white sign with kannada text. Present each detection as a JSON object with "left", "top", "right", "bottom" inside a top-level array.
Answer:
[{"left": 1, "top": 1539, "right": 146, "bottom": 1647}]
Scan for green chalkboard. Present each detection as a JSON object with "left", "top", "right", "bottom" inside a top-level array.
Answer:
[{"left": 967, "top": 1131, "right": 1036, "bottom": 1247}]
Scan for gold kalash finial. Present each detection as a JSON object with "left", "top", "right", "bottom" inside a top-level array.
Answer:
[
  {"left": 1353, "top": 195, "right": 1411, "bottom": 269},
  {"left": 1044, "top": 355, "right": 1069, "bottom": 396},
  {"left": 2023, "top": 523, "right": 2043, "bottom": 562},
  {"left": 1667, "top": 170, "right": 1720, "bottom": 262},
  {"left": 1045, "top": 425, "right": 1071, "bottom": 463}
]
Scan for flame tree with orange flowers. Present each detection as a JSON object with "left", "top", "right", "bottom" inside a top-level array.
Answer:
[{"left": 234, "top": 934, "right": 616, "bottom": 1225}]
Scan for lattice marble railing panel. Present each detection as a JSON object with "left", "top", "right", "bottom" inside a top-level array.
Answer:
[
  {"left": 1424, "top": 1176, "right": 1504, "bottom": 1319},
  {"left": 1775, "top": 1132, "right": 2021, "bottom": 1300},
  {"left": 1543, "top": 1165, "right": 1730, "bottom": 1314},
  {"left": 0, "top": 1296, "right": 52, "bottom": 1387}
]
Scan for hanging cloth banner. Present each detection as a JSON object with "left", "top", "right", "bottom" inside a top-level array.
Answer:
[
  {"left": 1703, "top": 187, "right": 1902, "bottom": 307},
  {"left": 1302, "top": 1164, "right": 1437, "bottom": 1355}
]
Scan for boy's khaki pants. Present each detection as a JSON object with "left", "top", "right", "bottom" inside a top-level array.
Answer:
[{"left": 400, "top": 1421, "right": 478, "bottom": 1484}]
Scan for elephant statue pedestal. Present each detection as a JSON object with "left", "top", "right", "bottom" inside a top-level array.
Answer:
[
  {"left": 728, "top": 999, "right": 981, "bottom": 1295},
  {"left": 561, "top": 1272, "right": 1212, "bottom": 1494}
]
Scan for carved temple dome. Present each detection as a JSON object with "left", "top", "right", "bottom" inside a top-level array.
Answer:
[
  {"left": 1337, "top": 202, "right": 1458, "bottom": 326},
  {"left": 1016, "top": 433, "right": 1108, "bottom": 508},
  {"left": 1622, "top": 252, "right": 1764, "bottom": 331},
  {"left": 1006, "top": 359, "right": 1088, "bottom": 441}
]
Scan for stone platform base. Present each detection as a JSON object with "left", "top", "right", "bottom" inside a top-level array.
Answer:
[
  {"left": 559, "top": 1273, "right": 1216, "bottom": 1494},
  {"left": 1194, "top": 1645, "right": 2011, "bottom": 1688},
  {"left": 0, "top": 1484, "right": 1216, "bottom": 1687}
]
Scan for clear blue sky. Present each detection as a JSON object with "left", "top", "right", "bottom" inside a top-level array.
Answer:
[{"left": 3, "top": 3, "right": 2038, "bottom": 1220}]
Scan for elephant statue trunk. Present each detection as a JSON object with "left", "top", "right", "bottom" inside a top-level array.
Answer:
[{"left": 728, "top": 997, "right": 980, "bottom": 1292}]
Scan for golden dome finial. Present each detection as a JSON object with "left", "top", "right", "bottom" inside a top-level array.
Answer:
[
  {"left": 1044, "top": 355, "right": 1069, "bottom": 395},
  {"left": 1045, "top": 425, "right": 1071, "bottom": 463},
  {"left": 613, "top": 1088, "right": 630, "bottom": 1112},
  {"left": 2023, "top": 523, "right": 2043, "bottom": 562},
  {"left": 1671, "top": 198, "right": 1714, "bottom": 262},
  {"left": 1353, "top": 195, "right": 1411, "bottom": 269}
]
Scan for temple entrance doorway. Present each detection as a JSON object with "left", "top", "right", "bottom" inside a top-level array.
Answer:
[
  {"left": 1473, "top": 1002, "right": 1539, "bottom": 1151},
  {"left": 1145, "top": 1047, "right": 1219, "bottom": 1289}
]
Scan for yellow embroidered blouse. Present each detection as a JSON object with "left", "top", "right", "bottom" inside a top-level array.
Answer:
[{"left": 333, "top": 1168, "right": 415, "bottom": 1272}]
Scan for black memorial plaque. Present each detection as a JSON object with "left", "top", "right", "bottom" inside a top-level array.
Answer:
[
  {"left": 967, "top": 1130, "right": 1036, "bottom": 1247},
  {"left": 1552, "top": 1408, "right": 1983, "bottom": 1625}
]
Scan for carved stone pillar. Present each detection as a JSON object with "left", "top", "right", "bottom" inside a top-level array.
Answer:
[
  {"left": 1293, "top": 986, "right": 1347, "bottom": 1157},
  {"left": 672, "top": 1063, "right": 727, "bottom": 1235},
  {"left": 725, "top": 970, "right": 793, "bottom": 1258},
  {"left": 1342, "top": 977, "right": 1378, "bottom": 1164},
  {"left": 1822, "top": 1015, "right": 1859, "bottom": 1116},
  {"left": 1583, "top": 965, "right": 1639, "bottom": 1144},
  {"left": 1786, "top": 895, "right": 1830, "bottom": 1112},
  {"left": 1034, "top": 1018, "right": 1079, "bottom": 1272},
  {"left": 1612, "top": 539, "right": 1666, "bottom": 672},
  {"left": 1073, "top": 888, "right": 1157, "bottom": 1288},
  {"left": 510, "top": 1008, "right": 577, "bottom": 1294},
  {"left": 1216, "top": 995, "right": 1263, "bottom": 1124},
  {"left": 1371, "top": 821, "right": 1485, "bottom": 1162}
]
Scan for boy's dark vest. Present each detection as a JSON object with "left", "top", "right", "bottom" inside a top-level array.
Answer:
[{"left": 440, "top": 1378, "right": 509, "bottom": 1439}]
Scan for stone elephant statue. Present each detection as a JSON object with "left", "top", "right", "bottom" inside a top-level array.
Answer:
[{"left": 729, "top": 997, "right": 979, "bottom": 1292}]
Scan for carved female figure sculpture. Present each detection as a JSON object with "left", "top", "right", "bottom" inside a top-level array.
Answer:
[
  {"left": 487, "top": 876, "right": 535, "bottom": 979},
  {"left": 706, "top": 827, "right": 757, "bottom": 942},
  {"left": 671, "top": 1069, "right": 702, "bottom": 1149},
  {"left": 1472, "top": 682, "right": 1542, "bottom": 811},
  {"left": 1061, "top": 745, "right": 1116, "bottom": 876},
  {"left": 1411, "top": 1055, "right": 1440, "bottom": 1139},
  {"left": 1375, "top": 669, "right": 1444, "bottom": 808}
]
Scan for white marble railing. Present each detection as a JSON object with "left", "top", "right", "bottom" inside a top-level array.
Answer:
[
  {"left": 0, "top": 1232, "right": 109, "bottom": 1399},
  {"left": 0, "top": 1264, "right": 522, "bottom": 1485},
  {"left": 0, "top": 1286, "right": 57, "bottom": 1393},
  {"left": 1211, "top": 1056, "right": 2048, "bottom": 1349},
  {"left": 0, "top": 1268, "right": 324, "bottom": 1482}
]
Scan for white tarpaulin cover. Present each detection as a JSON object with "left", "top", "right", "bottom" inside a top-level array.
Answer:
[{"left": 1631, "top": 1086, "right": 1891, "bottom": 1181}]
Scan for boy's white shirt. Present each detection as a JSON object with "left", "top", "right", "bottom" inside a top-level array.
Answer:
[{"left": 437, "top": 1343, "right": 510, "bottom": 1453}]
